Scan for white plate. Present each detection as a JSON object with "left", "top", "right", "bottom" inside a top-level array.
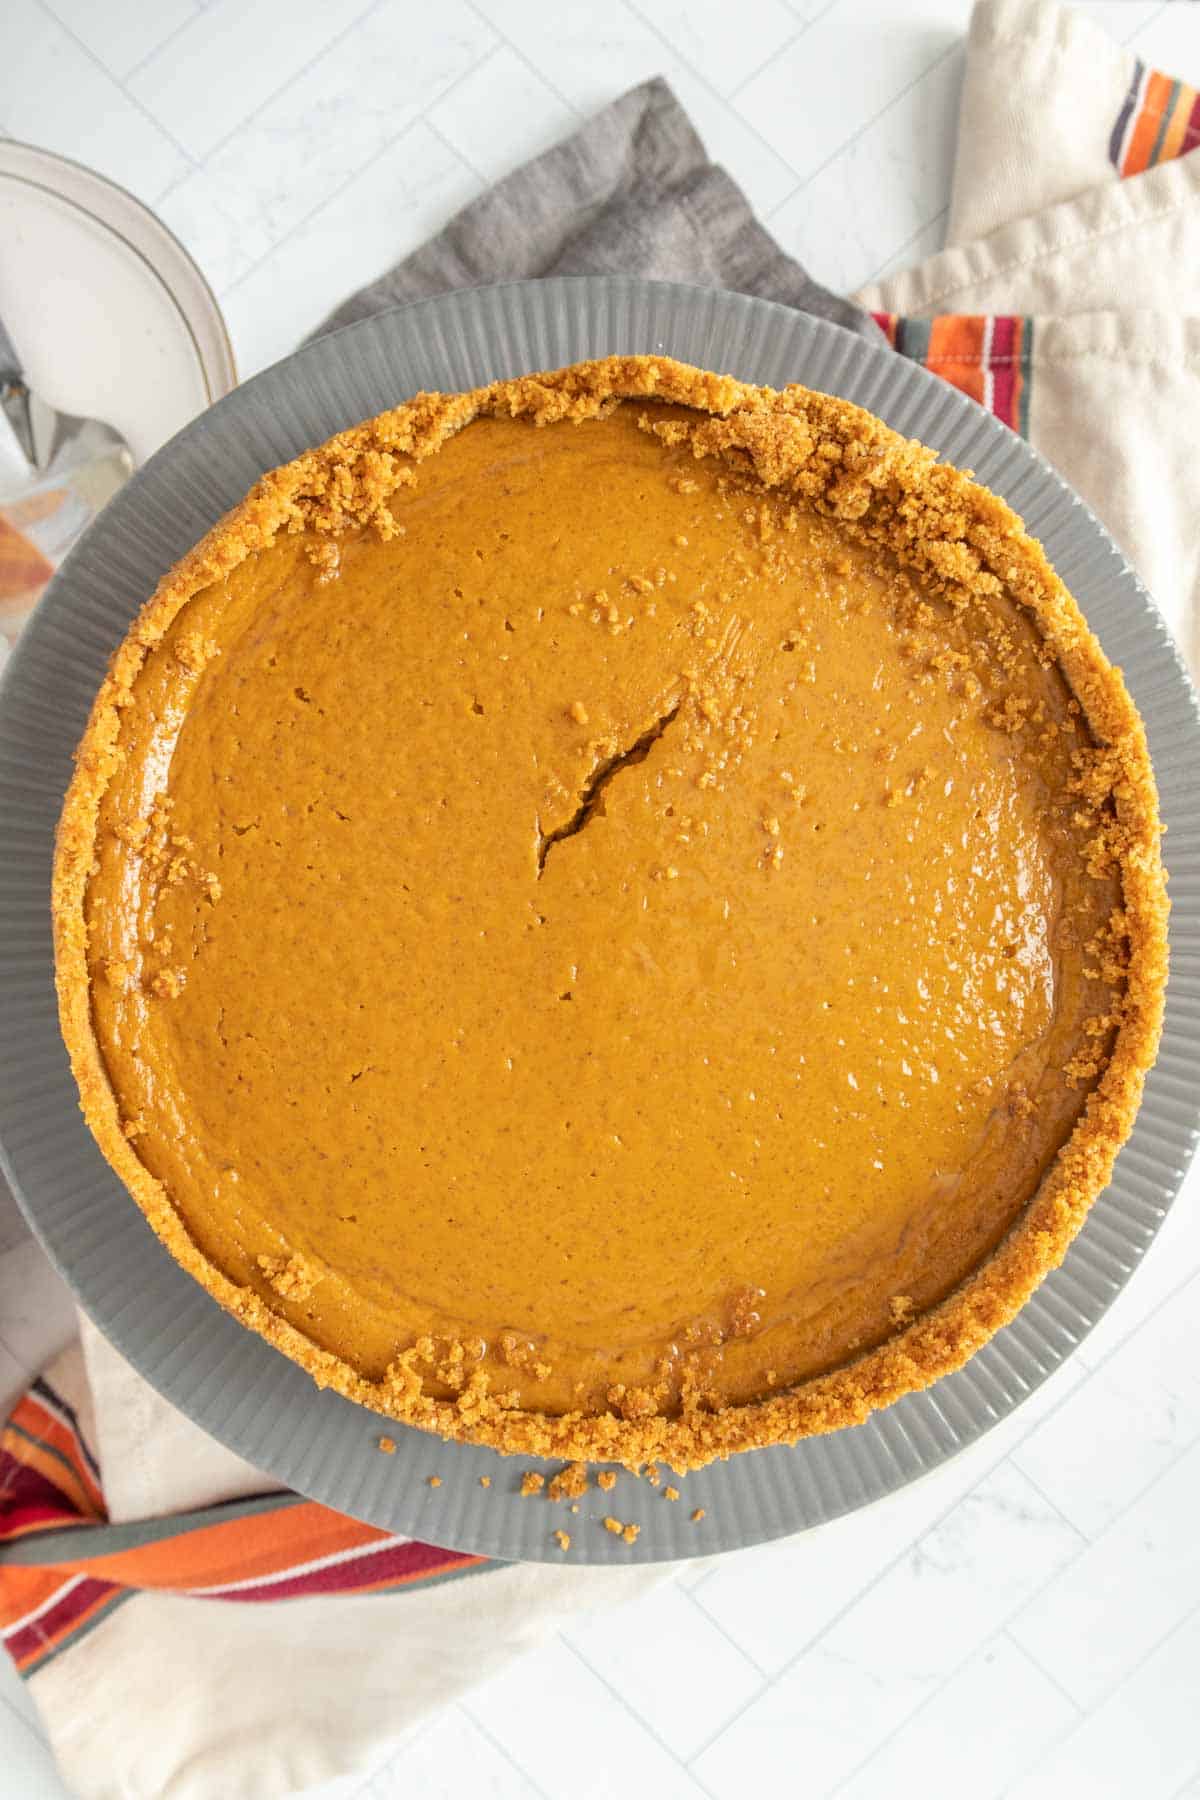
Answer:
[
  {"left": 0, "top": 138, "right": 235, "bottom": 466},
  {"left": 0, "top": 277, "right": 1196, "bottom": 1563}
]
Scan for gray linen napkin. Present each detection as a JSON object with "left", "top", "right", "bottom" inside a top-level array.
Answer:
[{"left": 312, "top": 76, "right": 876, "bottom": 342}]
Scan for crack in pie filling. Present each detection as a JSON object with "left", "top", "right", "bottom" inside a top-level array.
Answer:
[{"left": 54, "top": 357, "right": 1168, "bottom": 1471}]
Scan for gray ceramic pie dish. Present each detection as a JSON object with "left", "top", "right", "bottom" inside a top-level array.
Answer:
[{"left": 0, "top": 276, "right": 1197, "bottom": 1563}]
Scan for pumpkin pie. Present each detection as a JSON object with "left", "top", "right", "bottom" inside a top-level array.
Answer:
[{"left": 53, "top": 356, "right": 1168, "bottom": 1471}]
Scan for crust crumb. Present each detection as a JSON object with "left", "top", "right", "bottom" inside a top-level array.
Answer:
[
  {"left": 377, "top": 1436, "right": 396, "bottom": 1454},
  {"left": 554, "top": 1529, "right": 571, "bottom": 1552},
  {"left": 547, "top": 1461, "right": 590, "bottom": 1502},
  {"left": 257, "top": 1250, "right": 319, "bottom": 1302},
  {"left": 520, "top": 1471, "right": 545, "bottom": 1497}
]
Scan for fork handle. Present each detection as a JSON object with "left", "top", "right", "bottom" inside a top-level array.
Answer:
[
  {"left": 0, "top": 311, "right": 25, "bottom": 388},
  {"left": 0, "top": 313, "right": 37, "bottom": 464}
]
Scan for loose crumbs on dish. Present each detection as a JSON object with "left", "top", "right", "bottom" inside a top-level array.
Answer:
[
  {"left": 547, "top": 1461, "right": 590, "bottom": 1501},
  {"left": 602, "top": 1516, "right": 641, "bottom": 1545}
]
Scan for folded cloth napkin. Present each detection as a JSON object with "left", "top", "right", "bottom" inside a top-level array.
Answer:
[
  {"left": 0, "top": 78, "right": 873, "bottom": 1800},
  {"left": 310, "top": 74, "right": 869, "bottom": 339},
  {"left": 855, "top": 0, "right": 1200, "bottom": 675}
]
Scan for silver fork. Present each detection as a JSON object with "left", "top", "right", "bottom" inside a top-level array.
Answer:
[{"left": 0, "top": 310, "right": 134, "bottom": 519}]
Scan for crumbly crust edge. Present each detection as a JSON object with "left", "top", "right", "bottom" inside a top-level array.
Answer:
[{"left": 52, "top": 354, "right": 1169, "bottom": 1473}]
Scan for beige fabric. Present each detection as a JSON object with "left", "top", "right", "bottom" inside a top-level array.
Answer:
[
  {"left": 858, "top": 0, "right": 1200, "bottom": 677},
  {"left": 947, "top": 0, "right": 1137, "bottom": 243},
  {"left": 39, "top": 1328, "right": 666, "bottom": 1800},
  {"left": 42, "top": 1570, "right": 655, "bottom": 1800},
  {"left": 79, "top": 1318, "right": 272, "bottom": 1521}
]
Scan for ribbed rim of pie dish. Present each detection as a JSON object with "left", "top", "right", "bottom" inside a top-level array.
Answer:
[{"left": 51, "top": 353, "right": 1169, "bottom": 1474}]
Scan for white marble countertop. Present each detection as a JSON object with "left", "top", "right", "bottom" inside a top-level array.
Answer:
[{"left": 2, "top": 2, "right": 1200, "bottom": 1796}]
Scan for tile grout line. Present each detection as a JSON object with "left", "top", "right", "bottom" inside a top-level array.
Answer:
[
  {"left": 1008, "top": 1570, "right": 1200, "bottom": 1724},
  {"left": 420, "top": 27, "right": 566, "bottom": 188},
  {"left": 458, "top": 1697, "right": 557, "bottom": 1800},
  {"left": 687, "top": 1754, "right": 723, "bottom": 1800},
  {"left": 988, "top": 1642, "right": 1090, "bottom": 1798},
  {"left": 806, "top": 1493, "right": 1087, "bottom": 1776},
  {"left": 348, "top": 1715, "right": 437, "bottom": 1799},
  {"left": 423, "top": 110, "right": 489, "bottom": 186},
  {"left": 142, "top": 0, "right": 429, "bottom": 176},
  {"left": 461, "top": 0, "right": 584, "bottom": 120},
  {"left": 1005, "top": 1593, "right": 1200, "bottom": 1795},
  {"left": 147, "top": 0, "right": 443, "bottom": 224},
  {"left": 1011, "top": 1408, "right": 1200, "bottom": 1550},
  {"left": 989, "top": 1259, "right": 1200, "bottom": 1522},
  {"left": 824, "top": 1623, "right": 1080, "bottom": 1800},
  {"left": 1001, "top": 1626, "right": 1085, "bottom": 1716},
  {"left": 996, "top": 1460, "right": 1096, "bottom": 1545},
  {"left": 557, "top": 1631, "right": 700, "bottom": 1774},
  {"left": 368, "top": 7, "right": 508, "bottom": 141},
  {"left": 860, "top": 203, "right": 949, "bottom": 288},
  {"left": 117, "top": 1, "right": 207, "bottom": 86},
  {"left": 685, "top": 1424, "right": 1094, "bottom": 1765},
  {"left": 218, "top": 105, "right": 483, "bottom": 300},
  {"left": 623, "top": 0, "right": 803, "bottom": 183},
  {"left": 761, "top": 36, "right": 963, "bottom": 223},
  {"left": 1072, "top": 1262, "right": 1200, "bottom": 1389},
  {"left": 1125, "top": 2, "right": 1172, "bottom": 48},
  {"left": 704, "top": 1485, "right": 1092, "bottom": 1794},
  {"left": 30, "top": 0, "right": 200, "bottom": 172},
  {"left": 757, "top": 1375, "right": 1200, "bottom": 1766},
  {"left": 723, "top": 23, "right": 808, "bottom": 103},
  {"left": 675, "top": 1574, "right": 772, "bottom": 1680},
  {"left": 727, "top": 0, "right": 838, "bottom": 101},
  {"left": 678, "top": 1654, "right": 771, "bottom": 1769}
]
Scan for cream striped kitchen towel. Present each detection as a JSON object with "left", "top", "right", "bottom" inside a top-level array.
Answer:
[{"left": 857, "top": 0, "right": 1200, "bottom": 678}]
